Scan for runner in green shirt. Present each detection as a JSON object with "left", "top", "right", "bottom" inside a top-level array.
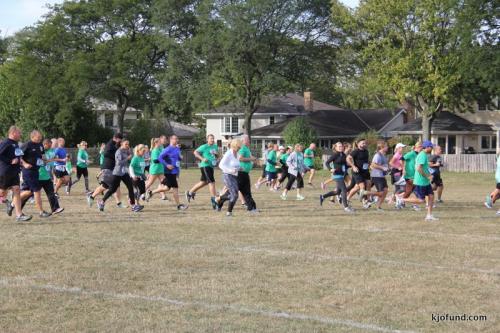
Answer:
[
  {"left": 304, "top": 143, "right": 316, "bottom": 186},
  {"left": 71, "top": 141, "right": 91, "bottom": 193},
  {"left": 237, "top": 135, "right": 258, "bottom": 212},
  {"left": 277, "top": 146, "right": 292, "bottom": 189},
  {"left": 130, "top": 144, "right": 147, "bottom": 204},
  {"left": 398, "top": 141, "right": 438, "bottom": 221},
  {"left": 144, "top": 138, "right": 165, "bottom": 199},
  {"left": 186, "top": 134, "right": 219, "bottom": 209},
  {"left": 401, "top": 142, "right": 422, "bottom": 203}
]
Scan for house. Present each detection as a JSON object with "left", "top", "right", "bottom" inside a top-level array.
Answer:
[
  {"left": 390, "top": 111, "right": 496, "bottom": 154},
  {"left": 91, "top": 98, "right": 142, "bottom": 132},
  {"left": 251, "top": 108, "right": 406, "bottom": 151},
  {"left": 91, "top": 98, "right": 200, "bottom": 147},
  {"left": 196, "top": 92, "right": 343, "bottom": 147}
]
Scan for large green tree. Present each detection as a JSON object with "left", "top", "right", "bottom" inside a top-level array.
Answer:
[
  {"left": 167, "top": 0, "right": 339, "bottom": 138},
  {"left": 331, "top": 0, "right": 499, "bottom": 139}
]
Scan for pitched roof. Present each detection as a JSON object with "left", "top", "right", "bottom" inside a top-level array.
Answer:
[
  {"left": 252, "top": 109, "right": 402, "bottom": 138},
  {"left": 168, "top": 120, "right": 200, "bottom": 138},
  {"left": 391, "top": 111, "right": 493, "bottom": 133},
  {"left": 198, "top": 93, "right": 342, "bottom": 116}
]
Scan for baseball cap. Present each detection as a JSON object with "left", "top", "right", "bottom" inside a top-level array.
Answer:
[
  {"left": 395, "top": 143, "right": 406, "bottom": 149},
  {"left": 422, "top": 140, "right": 434, "bottom": 148},
  {"left": 279, "top": 145, "right": 285, "bottom": 150}
]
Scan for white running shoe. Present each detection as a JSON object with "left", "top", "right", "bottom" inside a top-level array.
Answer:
[
  {"left": 280, "top": 194, "right": 287, "bottom": 200},
  {"left": 425, "top": 215, "right": 439, "bottom": 222},
  {"left": 296, "top": 195, "right": 305, "bottom": 201}
]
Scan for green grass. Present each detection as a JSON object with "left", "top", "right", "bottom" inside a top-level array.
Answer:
[{"left": 0, "top": 169, "right": 499, "bottom": 332}]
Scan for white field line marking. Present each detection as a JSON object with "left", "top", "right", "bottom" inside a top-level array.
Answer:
[
  {"left": 2, "top": 217, "right": 499, "bottom": 242},
  {"left": 0, "top": 276, "right": 417, "bottom": 333},
  {"left": 15, "top": 233, "right": 500, "bottom": 276}
]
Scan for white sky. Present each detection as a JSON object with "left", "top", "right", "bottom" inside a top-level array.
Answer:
[{"left": 0, "top": 0, "right": 360, "bottom": 37}]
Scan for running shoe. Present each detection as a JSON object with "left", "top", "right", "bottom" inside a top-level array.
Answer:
[
  {"left": 97, "top": 201, "right": 105, "bottom": 212},
  {"left": 280, "top": 194, "right": 287, "bottom": 200},
  {"left": 210, "top": 197, "right": 217, "bottom": 210},
  {"left": 53, "top": 207, "right": 64, "bottom": 214},
  {"left": 87, "top": 194, "right": 94, "bottom": 207},
  {"left": 320, "top": 182, "right": 326, "bottom": 190},
  {"left": 6, "top": 201, "right": 14, "bottom": 217},
  {"left": 375, "top": 207, "right": 384, "bottom": 212},
  {"left": 436, "top": 199, "right": 443, "bottom": 203},
  {"left": 307, "top": 182, "right": 314, "bottom": 188},
  {"left": 185, "top": 191, "right": 194, "bottom": 203},
  {"left": 116, "top": 202, "right": 127, "bottom": 208},
  {"left": 296, "top": 195, "right": 305, "bottom": 201},
  {"left": 16, "top": 214, "right": 32, "bottom": 222},
  {"left": 249, "top": 209, "right": 260, "bottom": 214},
  {"left": 344, "top": 207, "right": 355, "bottom": 213},
  {"left": 319, "top": 195, "right": 324, "bottom": 206},
  {"left": 496, "top": 210, "right": 500, "bottom": 216},
  {"left": 412, "top": 205, "right": 421, "bottom": 211},
  {"left": 28, "top": 197, "right": 35, "bottom": 204},
  {"left": 145, "top": 190, "right": 153, "bottom": 202},
  {"left": 336, "top": 195, "right": 342, "bottom": 204},
  {"left": 39, "top": 211, "right": 51, "bottom": 218},
  {"left": 255, "top": 183, "right": 261, "bottom": 190},
  {"left": 226, "top": 212, "right": 233, "bottom": 217},
  {"left": 177, "top": 204, "right": 188, "bottom": 211},
  {"left": 132, "top": 204, "right": 144, "bottom": 212},
  {"left": 485, "top": 195, "right": 493, "bottom": 209},
  {"left": 160, "top": 196, "right": 169, "bottom": 201},
  {"left": 425, "top": 215, "right": 439, "bottom": 222}
]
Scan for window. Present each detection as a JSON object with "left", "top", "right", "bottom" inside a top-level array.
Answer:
[
  {"left": 320, "top": 139, "right": 330, "bottom": 148},
  {"left": 447, "top": 135, "right": 456, "bottom": 154},
  {"left": 105, "top": 113, "right": 114, "bottom": 127},
  {"left": 437, "top": 136, "right": 446, "bottom": 149},
  {"left": 481, "top": 135, "right": 497, "bottom": 149},
  {"left": 269, "top": 116, "right": 275, "bottom": 125},
  {"left": 221, "top": 117, "right": 239, "bottom": 134}
]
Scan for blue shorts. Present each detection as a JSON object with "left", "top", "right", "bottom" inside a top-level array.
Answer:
[
  {"left": 21, "top": 170, "right": 42, "bottom": 192},
  {"left": 266, "top": 171, "right": 277, "bottom": 180},
  {"left": 414, "top": 185, "right": 433, "bottom": 200}
]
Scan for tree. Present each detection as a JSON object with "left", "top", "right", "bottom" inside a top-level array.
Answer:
[
  {"left": 331, "top": 0, "right": 499, "bottom": 140},
  {"left": 282, "top": 117, "right": 317, "bottom": 147},
  {"left": 170, "top": 0, "right": 338, "bottom": 139}
]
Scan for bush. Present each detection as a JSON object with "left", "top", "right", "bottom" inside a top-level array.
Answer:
[{"left": 282, "top": 117, "right": 317, "bottom": 147}]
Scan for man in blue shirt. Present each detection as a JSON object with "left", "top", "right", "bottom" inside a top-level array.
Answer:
[
  {"left": 53, "top": 137, "right": 70, "bottom": 195},
  {"left": 148, "top": 135, "right": 187, "bottom": 210}
]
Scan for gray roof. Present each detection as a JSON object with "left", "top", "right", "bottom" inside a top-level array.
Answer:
[
  {"left": 391, "top": 111, "right": 493, "bottom": 133},
  {"left": 252, "top": 109, "right": 403, "bottom": 138},
  {"left": 198, "top": 93, "right": 342, "bottom": 116},
  {"left": 169, "top": 120, "right": 200, "bottom": 138}
]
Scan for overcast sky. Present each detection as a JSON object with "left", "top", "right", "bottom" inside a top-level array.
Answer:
[{"left": 0, "top": 0, "right": 360, "bottom": 37}]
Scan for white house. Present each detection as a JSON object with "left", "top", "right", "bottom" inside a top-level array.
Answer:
[{"left": 91, "top": 98, "right": 142, "bottom": 131}]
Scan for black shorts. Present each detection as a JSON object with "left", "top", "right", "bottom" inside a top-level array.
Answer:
[
  {"left": 0, "top": 172, "right": 20, "bottom": 190},
  {"left": 200, "top": 167, "right": 215, "bottom": 183},
  {"left": 496, "top": 183, "right": 500, "bottom": 190},
  {"left": 352, "top": 171, "right": 370, "bottom": 184},
  {"left": 414, "top": 185, "right": 433, "bottom": 200},
  {"left": 371, "top": 177, "right": 388, "bottom": 192},
  {"left": 21, "top": 170, "right": 42, "bottom": 192},
  {"left": 432, "top": 173, "right": 443, "bottom": 187},
  {"left": 99, "top": 169, "right": 114, "bottom": 189},
  {"left": 54, "top": 169, "right": 69, "bottom": 178},
  {"left": 76, "top": 166, "right": 88, "bottom": 179},
  {"left": 162, "top": 174, "right": 179, "bottom": 188},
  {"left": 266, "top": 171, "right": 277, "bottom": 180}
]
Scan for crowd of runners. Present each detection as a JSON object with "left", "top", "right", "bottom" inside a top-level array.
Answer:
[{"left": 0, "top": 125, "right": 498, "bottom": 222}]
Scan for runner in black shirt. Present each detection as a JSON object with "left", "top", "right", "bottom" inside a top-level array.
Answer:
[
  {"left": 429, "top": 145, "right": 444, "bottom": 203},
  {"left": 0, "top": 126, "right": 32, "bottom": 221},
  {"left": 346, "top": 139, "right": 371, "bottom": 202},
  {"left": 18, "top": 130, "right": 51, "bottom": 217}
]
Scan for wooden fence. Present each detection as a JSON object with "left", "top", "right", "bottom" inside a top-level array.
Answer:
[
  {"left": 442, "top": 154, "right": 496, "bottom": 173},
  {"left": 321, "top": 153, "right": 497, "bottom": 173}
]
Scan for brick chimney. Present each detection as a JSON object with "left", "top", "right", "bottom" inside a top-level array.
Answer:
[{"left": 304, "top": 91, "right": 313, "bottom": 112}]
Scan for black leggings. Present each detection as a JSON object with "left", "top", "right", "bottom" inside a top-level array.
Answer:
[
  {"left": 133, "top": 178, "right": 146, "bottom": 196},
  {"left": 285, "top": 173, "right": 304, "bottom": 191},
  {"left": 72, "top": 166, "right": 90, "bottom": 191},
  {"left": 278, "top": 166, "right": 289, "bottom": 184},
  {"left": 322, "top": 178, "right": 348, "bottom": 208},
  {"left": 103, "top": 174, "right": 135, "bottom": 205}
]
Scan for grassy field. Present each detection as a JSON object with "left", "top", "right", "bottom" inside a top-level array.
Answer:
[{"left": 0, "top": 168, "right": 499, "bottom": 333}]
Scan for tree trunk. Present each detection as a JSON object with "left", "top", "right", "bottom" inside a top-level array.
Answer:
[
  {"left": 421, "top": 112, "right": 432, "bottom": 141},
  {"left": 117, "top": 107, "right": 126, "bottom": 134},
  {"left": 243, "top": 110, "right": 252, "bottom": 140}
]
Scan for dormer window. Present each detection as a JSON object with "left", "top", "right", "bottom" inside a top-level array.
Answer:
[{"left": 269, "top": 116, "right": 275, "bottom": 125}]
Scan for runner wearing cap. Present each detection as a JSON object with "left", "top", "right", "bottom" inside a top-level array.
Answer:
[
  {"left": 396, "top": 140, "right": 438, "bottom": 221},
  {"left": 429, "top": 145, "right": 444, "bottom": 203}
]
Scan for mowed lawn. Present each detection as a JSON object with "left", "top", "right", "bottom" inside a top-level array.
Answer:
[{"left": 0, "top": 168, "right": 499, "bottom": 333}]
